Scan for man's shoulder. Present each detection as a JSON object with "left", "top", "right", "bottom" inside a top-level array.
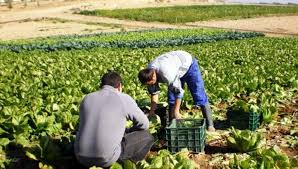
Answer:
[
  {"left": 154, "top": 50, "right": 192, "bottom": 61},
  {"left": 170, "top": 50, "right": 192, "bottom": 57},
  {"left": 81, "top": 91, "right": 100, "bottom": 101},
  {"left": 118, "top": 92, "right": 134, "bottom": 101},
  {"left": 85, "top": 91, "right": 100, "bottom": 97}
]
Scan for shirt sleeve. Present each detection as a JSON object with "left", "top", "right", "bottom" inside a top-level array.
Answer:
[
  {"left": 147, "top": 83, "right": 161, "bottom": 95},
  {"left": 169, "top": 77, "right": 184, "bottom": 99},
  {"left": 121, "top": 94, "right": 149, "bottom": 130}
]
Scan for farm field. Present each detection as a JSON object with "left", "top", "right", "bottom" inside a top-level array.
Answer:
[
  {"left": 1, "top": 2, "right": 298, "bottom": 40},
  {"left": 79, "top": 5, "right": 298, "bottom": 23},
  {"left": 0, "top": 28, "right": 297, "bottom": 169}
]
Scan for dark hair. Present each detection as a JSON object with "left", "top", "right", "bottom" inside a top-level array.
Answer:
[
  {"left": 138, "top": 68, "right": 155, "bottom": 84},
  {"left": 100, "top": 71, "right": 122, "bottom": 88}
]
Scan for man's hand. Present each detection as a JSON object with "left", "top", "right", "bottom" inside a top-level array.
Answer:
[
  {"left": 172, "top": 107, "right": 182, "bottom": 119},
  {"left": 174, "top": 111, "right": 182, "bottom": 119},
  {"left": 169, "top": 99, "right": 182, "bottom": 120},
  {"left": 148, "top": 109, "right": 156, "bottom": 117}
]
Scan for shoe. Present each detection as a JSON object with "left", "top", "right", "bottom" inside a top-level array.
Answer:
[
  {"left": 207, "top": 126, "right": 216, "bottom": 132},
  {"left": 193, "top": 105, "right": 201, "bottom": 110}
]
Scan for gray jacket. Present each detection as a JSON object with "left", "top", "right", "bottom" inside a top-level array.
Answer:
[{"left": 74, "top": 85, "right": 149, "bottom": 167}]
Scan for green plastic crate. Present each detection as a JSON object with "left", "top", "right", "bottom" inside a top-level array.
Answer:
[
  {"left": 165, "top": 119, "right": 206, "bottom": 153},
  {"left": 227, "top": 110, "right": 260, "bottom": 131}
]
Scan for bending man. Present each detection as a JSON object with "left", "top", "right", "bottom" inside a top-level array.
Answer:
[{"left": 138, "top": 50, "right": 215, "bottom": 131}]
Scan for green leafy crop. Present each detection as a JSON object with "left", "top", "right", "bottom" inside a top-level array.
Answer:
[
  {"left": 229, "top": 146, "right": 295, "bottom": 169},
  {"left": 138, "top": 149, "right": 196, "bottom": 169},
  {"left": 0, "top": 28, "right": 297, "bottom": 168},
  {"left": 227, "top": 127, "right": 264, "bottom": 153}
]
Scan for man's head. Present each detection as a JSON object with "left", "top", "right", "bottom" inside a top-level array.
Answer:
[
  {"left": 101, "top": 71, "right": 122, "bottom": 92},
  {"left": 138, "top": 68, "right": 157, "bottom": 85}
]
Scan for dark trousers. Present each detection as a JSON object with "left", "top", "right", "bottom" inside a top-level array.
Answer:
[{"left": 118, "top": 130, "right": 154, "bottom": 162}]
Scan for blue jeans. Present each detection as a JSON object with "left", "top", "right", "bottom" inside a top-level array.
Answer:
[
  {"left": 168, "top": 58, "right": 214, "bottom": 127},
  {"left": 168, "top": 58, "right": 208, "bottom": 106}
]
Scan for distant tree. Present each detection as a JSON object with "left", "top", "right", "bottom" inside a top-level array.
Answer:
[
  {"left": 30, "top": 0, "right": 40, "bottom": 7},
  {"left": 6, "top": 0, "right": 13, "bottom": 8},
  {"left": 23, "top": 0, "right": 27, "bottom": 7}
]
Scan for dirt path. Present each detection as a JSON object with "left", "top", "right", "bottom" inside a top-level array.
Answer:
[
  {"left": 0, "top": 0, "right": 297, "bottom": 40},
  {"left": 186, "top": 15, "right": 298, "bottom": 36}
]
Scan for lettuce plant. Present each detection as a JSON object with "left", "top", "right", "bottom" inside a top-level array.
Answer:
[
  {"left": 227, "top": 127, "right": 264, "bottom": 153},
  {"left": 229, "top": 146, "right": 294, "bottom": 169}
]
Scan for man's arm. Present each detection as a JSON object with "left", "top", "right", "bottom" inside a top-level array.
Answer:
[
  {"left": 122, "top": 94, "right": 149, "bottom": 130},
  {"left": 172, "top": 99, "right": 182, "bottom": 119},
  {"left": 147, "top": 83, "right": 160, "bottom": 116},
  {"left": 169, "top": 78, "right": 184, "bottom": 119},
  {"left": 149, "top": 94, "right": 158, "bottom": 116}
]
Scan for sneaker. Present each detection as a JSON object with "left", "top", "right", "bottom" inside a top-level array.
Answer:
[{"left": 207, "top": 126, "right": 216, "bottom": 132}]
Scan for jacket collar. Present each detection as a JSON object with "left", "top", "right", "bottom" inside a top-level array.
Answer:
[{"left": 102, "top": 85, "right": 118, "bottom": 92}]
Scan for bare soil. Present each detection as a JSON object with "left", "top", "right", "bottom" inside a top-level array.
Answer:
[
  {"left": 0, "top": 0, "right": 297, "bottom": 40},
  {"left": 186, "top": 15, "right": 298, "bottom": 37}
]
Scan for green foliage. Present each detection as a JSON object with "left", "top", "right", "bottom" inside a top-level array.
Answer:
[
  {"left": 25, "top": 135, "right": 62, "bottom": 164},
  {"left": 126, "top": 111, "right": 161, "bottom": 134},
  {"left": 110, "top": 162, "right": 123, "bottom": 169},
  {"left": 39, "top": 162, "right": 54, "bottom": 169},
  {"left": 148, "top": 114, "right": 161, "bottom": 134},
  {"left": 126, "top": 120, "right": 133, "bottom": 129},
  {"left": 258, "top": 93, "right": 278, "bottom": 123},
  {"left": 79, "top": 5, "right": 298, "bottom": 23},
  {"left": 137, "top": 149, "right": 196, "bottom": 169},
  {"left": 229, "top": 100, "right": 258, "bottom": 114},
  {"left": 89, "top": 166, "right": 103, "bottom": 169},
  {"left": 0, "top": 31, "right": 263, "bottom": 53},
  {"left": 0, "top": 29, "right": 297, "bottom": 168},
  {"left": 229, "top": 146, "right": 294, "bottom": 169},
  {"left": 0, "top": 148, "right": 8, "bottom": 169},
  {"left": 1, "top": 28, "right": 224, "bottom": 45},
  {"left": 228, "top": 92, "right": 279, "bottom": 125},
  {"left": 0, "top": 138, "right": 9, "bottom": 147},
  {"left": 227, "top": 127, "right": 264, "bottom": 153},
  {"left": 123, "top": 160, "right": 137, "bottom": 169},
  {"left": 229, "top": 154, "right": 254, "bottom": 169}
]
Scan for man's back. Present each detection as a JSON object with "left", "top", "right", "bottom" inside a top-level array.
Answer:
[
  {"left": 148, "top": 50, "right": 193, "bottom": 84},
  {"left": 75, "top": 85, "right": 148, "bottom": 167}
]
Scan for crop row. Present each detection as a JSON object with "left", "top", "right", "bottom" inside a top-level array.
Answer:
[
  {"left": 79, "top": 5, "right": 298, "bottom": 23},
  {"left": 1, "top": 28, "right": 226, "bottom": 45},
  {"left": 0, "top": 31, "right": 263, "bottom": 52}
]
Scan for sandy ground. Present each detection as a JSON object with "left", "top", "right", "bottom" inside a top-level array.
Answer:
[
  {"left": 186, "top": 15, "right": 298, "bottom": 36},
  {"left": 0, "top": 0, "right": 297, "bottom": 40}
]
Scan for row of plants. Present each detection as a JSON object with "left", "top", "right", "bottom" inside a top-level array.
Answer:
[
  {"left": 0, "top": 28, "right": 226, "bottom": 45},
  {"left": 0, "top": 32, "right": 297, "bottom": 168},
  {"left": 0, "top": 31, "right": 263, "bottom": 52},
  {"left": 79, "top": 5, "right": 298, "bottom": 23}
]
